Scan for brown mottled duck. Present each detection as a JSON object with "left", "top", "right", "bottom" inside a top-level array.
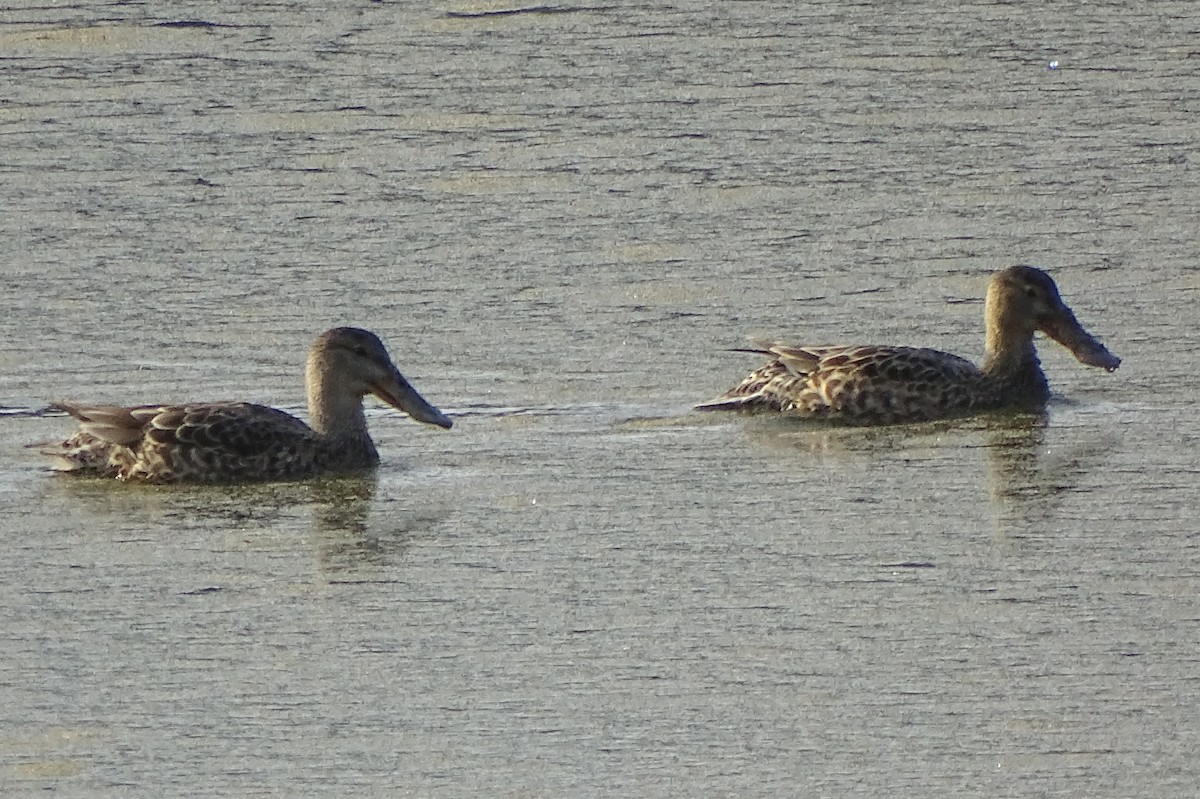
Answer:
[
  {"left": 695, "top": 266, "right": 1120, "bottom": 424},
  {"left": 42, "top": 327, "right": 452, "bottom": 483}
]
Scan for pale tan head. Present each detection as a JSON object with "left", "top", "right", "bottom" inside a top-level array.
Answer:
[
  {"left": 985, "top": 266, "right": 1120, "bottom": 371},
  {"left": 306, "top": 327, "right": 453, "bottom": 430}
]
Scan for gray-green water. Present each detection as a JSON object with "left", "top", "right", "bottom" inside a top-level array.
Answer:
[{"left": 2, "top": 2, "right": 1197, "bottom": 796}]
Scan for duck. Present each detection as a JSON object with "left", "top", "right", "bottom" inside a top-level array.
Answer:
[
  {"left": 41, "top": 327, "right": 453, "bottom": 483},
  {"left": 695, "top": 265, "right": 1120, "bottom": 424}
]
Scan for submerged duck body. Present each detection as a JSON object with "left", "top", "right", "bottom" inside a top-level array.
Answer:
[
  {"left": 696, "top": 266, "right": 1120, "bottom": 424},
  {"left": 43, "top": 327, "right": 452, "bottom": 483}
]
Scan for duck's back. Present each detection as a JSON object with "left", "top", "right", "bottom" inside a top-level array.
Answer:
[
  {"left": 48, "top": 401, "right": 326, "bottom": 483},
  {"left": 699, "top": 343, "right": 999, "bottom": 423}
]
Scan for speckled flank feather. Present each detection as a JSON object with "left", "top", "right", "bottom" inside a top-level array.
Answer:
[
  {"left": 702, "top": 344, "right": 989, "bottom": 423},
  {"left": 42, "top": 327, "right": 453, "bottom": 484},
  {"left": 697, "top": 266, "right": 1120, "bottom": 424},
  {"left": 45, "top": 402, "right": 329, "bottom": 483}
]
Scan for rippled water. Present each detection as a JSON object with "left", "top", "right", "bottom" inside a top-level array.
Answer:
[{"left": 2, "top": 2, "right": 1197, "bottom": 796}]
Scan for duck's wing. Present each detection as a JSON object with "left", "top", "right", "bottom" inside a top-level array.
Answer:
[
  {"left": 697, "top": 342, "right": 986, "bottom": 422},
  {"left": 695, "top": 341, "right": 837, "bottom": 413},
  {"left": 39, "top": 403, "right": 167, "bottom": 476},
  {"left": 45, "top": 401, "right": 319, "bottom": 481},
  {"left": 135, "top": 403, "right": 315, "bottom": 455}
]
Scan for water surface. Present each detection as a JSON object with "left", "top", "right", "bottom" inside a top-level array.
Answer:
[{"left": 2, "top": 2, "right": 1197, "bottom": 796}]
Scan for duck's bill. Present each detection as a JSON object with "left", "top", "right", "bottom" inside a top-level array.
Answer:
[
  {"left": 1040, "top": 309, "right": 1121, "bottom": 372},
  {"left": 373, "top": 371, "right": 453, "bottom": 429}
]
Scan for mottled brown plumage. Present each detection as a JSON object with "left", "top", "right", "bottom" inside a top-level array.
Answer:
[
  {"left": 696, "top": 266, "right": 1120, "bottom": 424},
  {"left": 42, "top": 327, "right": 452, "bottom": 483}
]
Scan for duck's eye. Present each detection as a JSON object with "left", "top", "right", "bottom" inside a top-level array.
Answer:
[
  {"left": 353, "top": 346, "right": 370, "bottom": 358},
  {"left": 1025, "top": 286, "right": 1039, "bottom": 299}
]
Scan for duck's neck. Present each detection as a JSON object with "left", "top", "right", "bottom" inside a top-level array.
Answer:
[
  {"left": 305, "top": 359, "right": 379, "bottom": 466},
  {"left": 981, "top": 313, "right": 1049, "bottom": 404}
]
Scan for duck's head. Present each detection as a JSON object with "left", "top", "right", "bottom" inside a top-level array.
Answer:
[
  {"left": 309, "top": 327, "right": 453, "bottom": 429},
  {"left": 986, "top": 266, "right": 1120, "bottom": 371}
]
